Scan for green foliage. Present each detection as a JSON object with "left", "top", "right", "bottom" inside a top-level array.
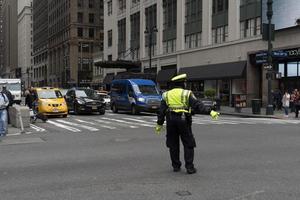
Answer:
[{"left": 204, "top": 89, "right": 216, "bottom": 99}]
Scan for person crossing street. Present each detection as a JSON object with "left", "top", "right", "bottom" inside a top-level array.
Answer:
[{"left": 156, "top": 74, "right": 219, "bottom": 174}]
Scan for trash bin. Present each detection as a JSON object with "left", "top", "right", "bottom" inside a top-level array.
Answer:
[{"left": 252, "top": 99, "right": 261, "bottom": 114}]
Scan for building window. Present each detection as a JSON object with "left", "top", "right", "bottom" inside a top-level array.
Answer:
[
  {"left": 89, "top": 13, "right": 95, "bottom": 23},
  {"left": 108, "top": 55, "right": 112, "bottom": 61},
  {"left": 240, "top": 17, "right": 261, "bottom": 39},
  {"left": 78, "top": 0, "right": 83, "bottom": 8},
  {"left": 287, "top": 62, "right": 298, "bottom": 77},
  {"left": 145, "top": 4, "right": 157, "bottom": 57},
  {"left": 77, "top": 27, "right": 83, "bottom": 37},
  {"left": 163, "top": 39, "right": 176, "bottom": 54},
  {"left": 89, "top": 28, "right": 94, "bottom": 38},
  {"left": 212, "top": 25, "right": 228, "bottom": 44},
  {"left": 213, "top": 0, "right": 228, "bottom": 14},
  {"left": 185, "top": 32, "right": 202, "bottom": 49},
  {"left": 278, "top": 63, "right": 285, "bottom": 77},
  {"left": 130, "top": 12, "right": 140, "bottom": 60},
  {"left": 118, "top": 19, "right": 126, "bottom": 58},
  {"left": 107, "top": 0, "right": 112, "bottom": 16},
  {"left": 77, "top": 12, "right": 83, "bottom": 23},
  {"left": 108, "top": 30, "right": 112, "bottom": 47},
  {"left": 89, "top": 0, "right": 94, "bottom": 8},
  {"left": 131, "top": 0, "right": 140, "bottom": 8},
  {"left": 118, "top": 0, "right": 126, "bottom": 14}
]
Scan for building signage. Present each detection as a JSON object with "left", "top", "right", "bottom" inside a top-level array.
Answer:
[
  {"left": 287, "top": 48, "right": 300, "bottom": 57},
  {"left": 256, "top": 48, "right": 300, "bottom": 64}
]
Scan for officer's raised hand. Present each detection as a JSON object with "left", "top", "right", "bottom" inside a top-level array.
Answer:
[{"left": 210, "top": 110, "right": 220, "bottom": 120}]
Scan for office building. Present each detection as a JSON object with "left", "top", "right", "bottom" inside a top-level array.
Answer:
[
  {"left": 18, "top": 0, "right": 33, "bottom": 88},
  {"left": 102, "top": 0, "right": 300, "bottom": 106}
]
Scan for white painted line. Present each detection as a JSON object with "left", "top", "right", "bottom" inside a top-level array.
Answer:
[
  {"left": 47, "top": 120, "right": 81, "bottom": 132},
  {"left": 56, "top": 120, "right": 99, "bottom": 132},
  {"left": 76, "top": 119, "right": 117, "bottom": 130},
  {"left": 122, "top": 117, "right": 155, "bottom": 125},
  {"left": 74, "top": 119, "right": 96, "bottom": 125},
  {"left": 30, "top": 124, "right": 46, "bottom": 132},
  {"left": 95, "top": 119, "right": 138, "bottom": 129},
  {"left": 101, "top": 117, "right": 153, "bottom": 127}
]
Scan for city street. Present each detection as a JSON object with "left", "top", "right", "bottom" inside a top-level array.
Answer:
[{"left": 1, "top": 112, "right": 300, "bottom": 199}]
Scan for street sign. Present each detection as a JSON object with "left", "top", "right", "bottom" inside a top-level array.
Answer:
[{"left": 263, "top": 64, "right": 273, "bottom": 70}]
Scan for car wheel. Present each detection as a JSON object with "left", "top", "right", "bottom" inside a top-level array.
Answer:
[
  {"left": 99, "top": 109, "right": 105, "bottom": 115},
  {"left": 131, "top": 105, "right": 139, "bottom": 115},
  {"left": 63, "top": 114, "right": 68, "bottom": 118},
  {"left": 112, "top": 104, "right": 118, "bottom": 113}
]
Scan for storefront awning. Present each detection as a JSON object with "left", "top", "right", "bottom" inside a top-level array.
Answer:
[
  {"left": 179, "top": 61, "right": 247, "bottom": 81},
  {"left": 95, "top": 60, "right": 141, "bottom": 69},
  {"left": 103, "top": 74, "right": 115, "bottom": 85},
  {"left": 156, "top": 68, "right": 177, "bottom": 83}
]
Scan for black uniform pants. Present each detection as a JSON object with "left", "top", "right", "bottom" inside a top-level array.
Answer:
[{"left": 166, "top": 113, "right": 196, "bottom": 170}]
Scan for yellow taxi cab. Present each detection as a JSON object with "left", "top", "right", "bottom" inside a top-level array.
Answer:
[{"left": 32, "top": 87, "right": 68, "bottom": 117}]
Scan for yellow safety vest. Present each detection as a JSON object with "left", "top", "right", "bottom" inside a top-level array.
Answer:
[{"left": 162, "top": 88, "right": 191, "bottom": 113}]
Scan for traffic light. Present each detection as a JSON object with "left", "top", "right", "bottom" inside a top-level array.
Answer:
[{"left": 15, "top": 68, "right": 22, "bottom": 78}]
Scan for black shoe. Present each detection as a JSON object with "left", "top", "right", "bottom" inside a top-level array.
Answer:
[
  {"left": 173, "top": 167, "right": 181, "bottom": 172},
  {"left": 186, "top": 168, "right": 197, "bottom": 174}
]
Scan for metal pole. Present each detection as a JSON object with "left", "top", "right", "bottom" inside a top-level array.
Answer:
[
  {"left": 149, "top": 31, "right": 152, "bottom": 69},
  {"left": 266, "top": 0, "right": 274, "bottom": 115},
  {"left": 80, "top": 42, "right": 83, "bottom": 87}
]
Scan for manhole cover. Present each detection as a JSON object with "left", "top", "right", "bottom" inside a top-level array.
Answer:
[{"left": 176, "top": 191, "right": 192, "bottom": 196}]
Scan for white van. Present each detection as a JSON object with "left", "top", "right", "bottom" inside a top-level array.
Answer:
[{"left": 0, "top": 79, "right": 22, "bottom": 104}]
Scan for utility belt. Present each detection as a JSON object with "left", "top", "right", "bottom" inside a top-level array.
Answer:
[{"left": 168, "top": 110, "right": 192, "bottom": 122}]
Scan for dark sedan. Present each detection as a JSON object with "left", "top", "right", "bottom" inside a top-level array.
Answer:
[
  {"left": 195, "top": 98, "right": 217, "bottom": 114},
  {"left": 65, "top": 88, "right": 105, "bottom": 115}
]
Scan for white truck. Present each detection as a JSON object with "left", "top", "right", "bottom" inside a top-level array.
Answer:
[{"left": 0, "top": 79, "right": 22, "bottom": 104}]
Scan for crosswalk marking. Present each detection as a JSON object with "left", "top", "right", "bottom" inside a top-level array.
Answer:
[
  {"left": 75, "top": 119, "right": 117, "bottom": 130},
  {"left": 122, "top": 117, "right": 155, "bottom": 125},
  {"left": 101, "top": 117, "right": 154, "bottom": 127},
  {"left": 30, "top": 124, "right": 46, "bottom": 132},
  {"left": 56, "top": 120, "right": 99, "bottom": 132},
  {"left": 94, "top": 119, "right": 138, "bottom": 129},
  {"left": 47, "top": 120, "right": 81, "bottom": 132}
]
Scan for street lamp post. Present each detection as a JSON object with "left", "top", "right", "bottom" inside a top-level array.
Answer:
[
  {"left": 144, "top": 27, "right": 158, "bottom": 69},
  {"left": 266, "top": 0, "right": 274, "bottom": 115}
]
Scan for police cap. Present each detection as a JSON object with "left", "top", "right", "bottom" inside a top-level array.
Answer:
[{"left": 171, "top": 73, "right": 187, "bottom": 82}]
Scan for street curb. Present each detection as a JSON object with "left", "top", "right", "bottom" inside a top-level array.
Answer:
[{"left": 220, "top": 112, "right": 284, "bottom": 119}]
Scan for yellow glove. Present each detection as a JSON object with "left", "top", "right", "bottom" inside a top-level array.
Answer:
[
  {"left": 210, "top": 110, "right": 220, "bottom": 120},
  {"left": 155, "top": 124, "right": 163, "bottom": 135}
]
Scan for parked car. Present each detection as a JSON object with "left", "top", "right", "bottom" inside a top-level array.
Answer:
[
  {"left": 65, "top": 88, "right": 105, "bottom": 115},
  {"left": 97, "top": 92, "right": 111, "bottom": 109},
  {"left": 195, "top": 98, "right": 217, "bottom": 114},
  {"left": 59, "top": 89, "right": 69, "bottom": 97},
  {"left": 110, "top": 79, "right": 162, "bottom": 115},
  {"left": 32, "top": 87, "right": 68, "bottom": 117}
]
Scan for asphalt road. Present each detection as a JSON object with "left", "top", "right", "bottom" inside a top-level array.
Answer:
[{"left": 1, "top": 111, "right": 300, "bottom": 200}]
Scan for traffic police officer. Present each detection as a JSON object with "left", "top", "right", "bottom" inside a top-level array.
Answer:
[{"left": 156, "top": 74, "right": 218, "bottom": 174}]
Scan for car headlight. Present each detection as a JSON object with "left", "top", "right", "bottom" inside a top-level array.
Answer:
[
  {"left": 62, "top": 102, "right": 67, "bottom": 106},
  {"left": 137, "top": 97, "right": 145, "bottom": 102},
  {"left": 77, "top": 99, "right": 85, "bottom": 105},
  {"left": 40, "top": 101, "right": 48, "bottom": 106}
]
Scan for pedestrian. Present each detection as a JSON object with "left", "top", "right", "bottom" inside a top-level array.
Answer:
[
  {"left": 156, "top": 74, "right": 218, "bottom": 174},
  {"left": 290, "top": 89, "right": 296, "bottom": 113},
  {"left": 282, "top": 90, "right": 290, "bottom": 117},
  {"left": 1, "top": 85, "right": 13, "bottom": 124},
  {"left": 25, "top": 89, "right": 33, "bottom": 109},
  {"left": 294, "top": 90, "right": 300, "bottom": 118},
  {"left": 0, "top": 87, "right": 9, "bottom": 136}
]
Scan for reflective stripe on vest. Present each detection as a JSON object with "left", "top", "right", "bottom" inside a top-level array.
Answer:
[{"left": 163, "top": 88, "right": 191, "bottom": 113}]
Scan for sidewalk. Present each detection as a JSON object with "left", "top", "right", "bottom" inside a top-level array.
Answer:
[{"left": 219, "top": 106, "right": 295, "bottom": 119}]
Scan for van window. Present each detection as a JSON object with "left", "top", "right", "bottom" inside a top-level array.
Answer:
[
  {"left": 128, "top": 86, "right": 134, "bottom": 97},
  {"left": 137, "top": 85, "right": 159, "bottom": 95},
  {"left": 112, "top": 83, "right": 126, "bottom": 94}
]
